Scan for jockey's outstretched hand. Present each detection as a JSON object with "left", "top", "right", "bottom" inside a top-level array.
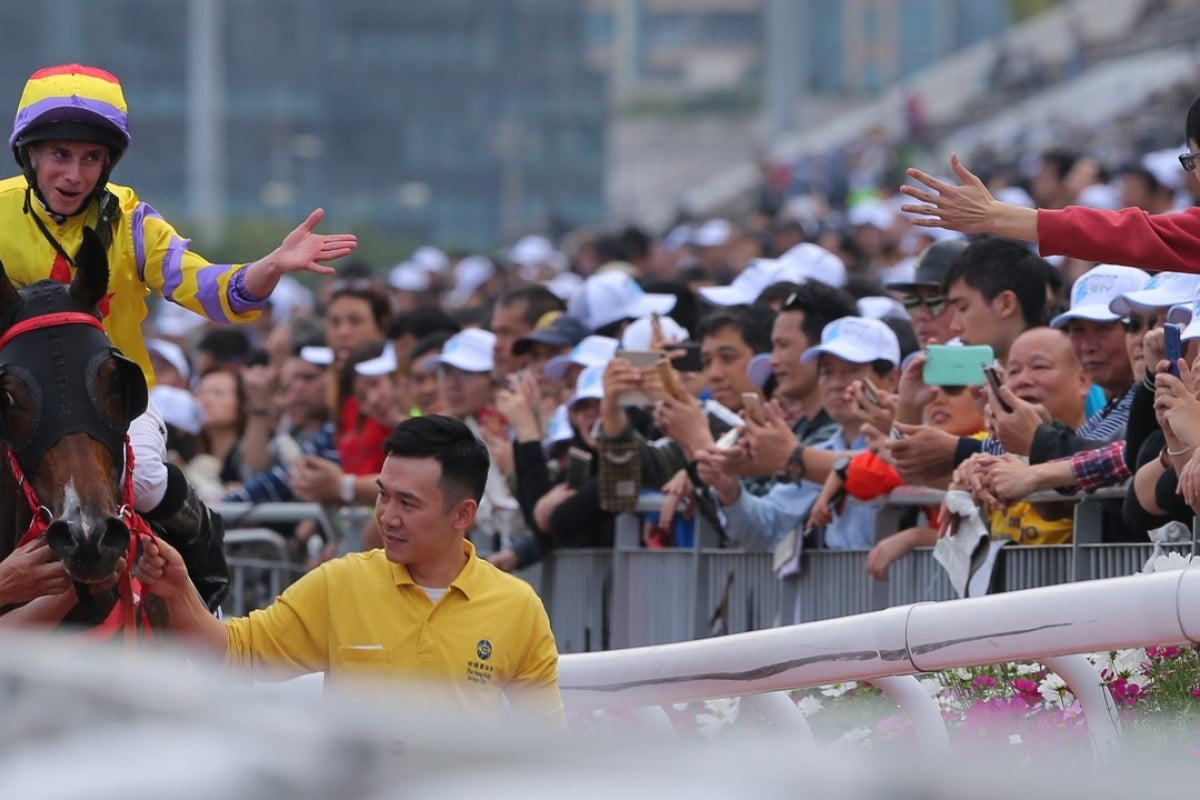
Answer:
[
  {"left": 242, "top": 208, "right": 359, "bottom": 297},
  {"left": 133, "top": 536, "right": 192, "bottom": 600}
]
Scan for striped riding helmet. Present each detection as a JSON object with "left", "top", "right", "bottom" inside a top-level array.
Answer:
[{"left": 10, "top": 64, "right": 131, "bottom": 172}]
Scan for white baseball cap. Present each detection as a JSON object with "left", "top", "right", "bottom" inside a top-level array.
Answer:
[
  {"left": 856, "top": 295, "right": 909, "bottom": 322},
  {"left": 619, "top": 314, "right": 689, "bottom": 351},
  {"left": 1049, "top": 264, "right": 1152, "bottom": 329},
  {"left": 146, "top": 338, "right": 190, "bottom": 381},
  {"left": 692, "top": 218, "right": 732, "bottom": 247},
  {"left": 1175, "top": 305, "right": 1200, "bottom": 342},
  {"left": 411, "top": 245, "right": 449, "bottom": 275},
  {"left": 150, "top": 385, "right": 203, "bottom": 436},
  {"left": 1167, "top": 302, "right": 1193, "bottom": 327},
  {"left": 801, "top": 316, "right": 901, "bottom": 366},
  {"left": 1109, "top": 271, "right": 1200, "bottom": 316},
  {"left": 568, "top": 272, "right": 675, "bottom": 331},
  {"left": 847, "top": 198, "right": 895, "bottom": 230},
  {"left": 355, "top": 343, "right": 397, "bottom": 377},
  {"left": 569, "top": 364, "right": 605, "bottom": 407},
  {"left": 544, "top": 271, "right": 583, "bottom": 301},
  {"left": 776, "top": 242, "right": 847, "bottom": 289},
  {"left": 446, "top": 255, "right": 496, "bottom": 307},
  {"left": 152, "top": 301, "right": 207, "bottom": 338},
  {"left": 543, "top": 404, "right": 574, "bottom": 452},
  {"left": 429, "top": 329, "right": 495, "bottom": 373},
  {"left": 388, "top": 261, "right": 431, "bottom": 292},
  {"left": 543, "top": 335, "right": 620, "bottom": 380},
  {"left": 698, "top": 258, "right": 800, "bottom": 306},
  {"left": 299, "top": 346, "right": 335, "bottom": 366}
]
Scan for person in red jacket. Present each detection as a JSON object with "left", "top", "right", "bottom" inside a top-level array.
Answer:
[{"left": 898, "top": 97, "right": 1200, "bottom": 274}]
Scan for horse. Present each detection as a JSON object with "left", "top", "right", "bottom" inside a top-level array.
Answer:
[{"left": 0, "top": 227, "right": 158, "bottom": 638}]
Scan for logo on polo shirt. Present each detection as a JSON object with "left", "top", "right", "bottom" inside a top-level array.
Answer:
[{"left": 466, "top": 640, "right": 496, "bottom": 686}]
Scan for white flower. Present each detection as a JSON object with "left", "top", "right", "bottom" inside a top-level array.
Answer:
[
  {"left": 1008, "top": 734, "right": 1023, "bottom": 745},
  {"left": 820, "top": 681, "right": 857, "bottom": 698},
  {"left": 694, "top": 696, "right": 740, "bottom": 738},
  {"left": 795, "top": 696, "right": 823, "bottom": 717},
  {"left": 1150, "top": 551, "right": 1199, "bottom": 573},
  {"left": 953, "top": 668, "right": 973, "bottom": 681},
  {"left": 1038, "top": 673, "right": 1073, "bottom": 710},
  {"left": 1015, "top": 662, "right": 1041, "bottom": 676},
  {"left": 1114, "top": 648, "right": 1149, "bottom": 679},
  {"left": 830, "top": 726, "right": 873, "bottom": 751}
]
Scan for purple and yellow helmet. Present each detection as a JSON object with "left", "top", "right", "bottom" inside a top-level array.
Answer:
[{"left": 10, "top": 63, "right": 131, "bottom": 171}]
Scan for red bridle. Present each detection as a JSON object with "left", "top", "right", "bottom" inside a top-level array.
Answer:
[
  {"left": 0, "top": 311, "right": 105, "bottom": 352},
  {"left": 3, "top": 311, "right": 153, "bottom": 645}
]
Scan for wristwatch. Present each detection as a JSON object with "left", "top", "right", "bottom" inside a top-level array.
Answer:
[
  {"left": 785, "top": 444, "right": 806, "bottom": 481},
  {"left": 832, "top": 454, "right": 852, "bottom": 482}
]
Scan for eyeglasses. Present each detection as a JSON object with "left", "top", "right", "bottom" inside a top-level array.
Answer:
[
  {"left": 935, "top": 384, "right": 970, "bottom": 396},
  {"left": 1122, "top": 315, "right": 1161, "bottom": 334},
  {"left": 1179, "top": 150, "right": 1200, "bottom": 172},
  {"left": 900, "top": 294, "right": 948, "bottom": 316}
]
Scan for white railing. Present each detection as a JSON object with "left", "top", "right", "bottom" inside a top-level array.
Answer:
[{"left": 557, "top": 567, "right": 1200, "bottom": 761}]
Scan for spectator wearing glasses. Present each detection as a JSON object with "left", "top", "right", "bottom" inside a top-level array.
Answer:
[
  {"left": 900, "top": 95, "right": 1200, "bottom": 277},
  {"left": 889, "top": 238, "right": 1051, "bottom": 484},
  {"left": 884, "top": 238, "right": 968, "bottom": 346}
]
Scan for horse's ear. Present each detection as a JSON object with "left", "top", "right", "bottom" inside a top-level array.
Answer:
[
  {"left": 69, "top": 227, "right": 110, "bottom": 310},
  {"left": 0, "top": 258, "right": 17, "bottom": 315}
]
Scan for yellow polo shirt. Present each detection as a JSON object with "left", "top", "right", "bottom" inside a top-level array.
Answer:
[{"left": 224, "top": 541, "right": 562, "bottom": 723}]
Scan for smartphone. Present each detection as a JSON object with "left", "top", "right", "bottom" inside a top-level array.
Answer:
[
  {"left": 1165, "top": 322, "right": 1183, "bottom": 379},
  {"left": 614, "top": 349, "right": 666, "bottom": 407},
  {"left": 615, "top": 349, "right": 666, "bottom": 368},
  {"left": 861, "top": 376, "right": 880, "bottom": 406},
  {"left": 670, "top": 342, "right": 703, "bottom": 373},
  {"left": 566, "top": 446, "right": 593, "bottom": 489},
  {"left": 656, "top": 359, "right": 685, "bottom": 400},
  {"left": 923, "top": 344, "right": 994, "bottom": 387},
  {"left": 982, "top": 364, "right": 1013, "bottom": 413},
  {"left": 741, "top": 392, "right": 764, "bottom": 424}
]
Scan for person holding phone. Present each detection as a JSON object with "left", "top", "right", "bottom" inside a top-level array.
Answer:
[{"left": 899, "top": 96, "right": 1200, "bottom": 277}]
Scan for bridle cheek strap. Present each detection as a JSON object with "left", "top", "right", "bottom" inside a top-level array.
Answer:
[{"left": 10, "top": 438, "right": 154, "bottom": 645}]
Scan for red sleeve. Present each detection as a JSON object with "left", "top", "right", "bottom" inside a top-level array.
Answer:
[
  {"left": 844, "top": 451, "right": 904, "bottom": 501},
  {"left": 1037, "top": 205, "right": 1200, "bottom": 274}
]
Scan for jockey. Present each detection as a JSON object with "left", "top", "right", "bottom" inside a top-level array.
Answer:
[{"left": 0, "top": 64, "right": 357, "bottom": 611}]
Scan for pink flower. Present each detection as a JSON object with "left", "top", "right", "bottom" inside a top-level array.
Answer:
[
  {"left": 1147, "top": 645, "right": 1182, "bottom": 660},
  {"left": 1190, "top": 687, "right": 1200, "bottom": 699},
  {"left": 1012, "top": 678, "right": 1042, "bottom": 703},
  {"left": 972, "top": 675, "right": 998, "bottom": 690}
]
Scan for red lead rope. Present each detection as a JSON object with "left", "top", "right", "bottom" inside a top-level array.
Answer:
[{"left": 10, "top": 438, "right": 154, "bottom": 645}]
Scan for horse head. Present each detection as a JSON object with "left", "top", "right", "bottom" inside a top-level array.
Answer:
[{"left": 0, "top": 228, "right": 148, "bottom": 583}]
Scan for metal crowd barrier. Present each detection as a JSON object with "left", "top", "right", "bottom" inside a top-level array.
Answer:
[
  {"left": 214, "top": 503, "right": 338, "bottom": 617},
  {"left": 521, "top": 485, "right": 1199, "bottom": 651},
  {"left": 208, "top": 491, "right": 1198, "bottom": 652}
]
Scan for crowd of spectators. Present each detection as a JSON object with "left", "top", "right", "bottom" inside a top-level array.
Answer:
[{"left": 136, "top": 112, "right": 1200, "bottom": 608}]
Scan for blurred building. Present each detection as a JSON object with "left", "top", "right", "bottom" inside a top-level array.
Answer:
[
  {"left": 587, "top": 0, "right": 1010, "bottom": 101},
  {"left": 0, "top": 0, "right": 606, "bottom": 250}
]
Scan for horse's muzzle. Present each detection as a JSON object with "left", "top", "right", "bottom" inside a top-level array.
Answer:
[{"left": 46, "top": 514, "right": 131, "bottom": 583}]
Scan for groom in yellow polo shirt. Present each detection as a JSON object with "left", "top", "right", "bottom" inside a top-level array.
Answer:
[{"left": 136, "top": 415, "right": 561, "bottom": 723}]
